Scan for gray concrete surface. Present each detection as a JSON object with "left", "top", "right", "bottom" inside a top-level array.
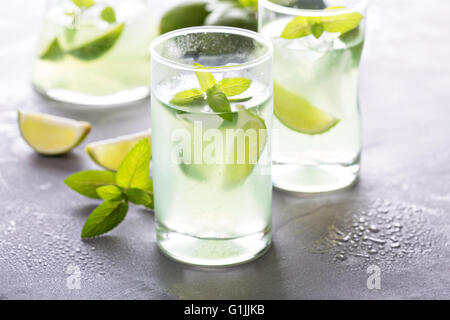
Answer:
[{"left": 0, "top": 0, "right": 449, "bottom": 299}]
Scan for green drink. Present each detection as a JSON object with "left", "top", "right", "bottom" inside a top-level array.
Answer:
[
  {"left": 259, "top": 0, "right": 367, "bottom": 192},
  {"left": 32, "top": 0, "right": 157, "bottom": 106},
  {"left": 151, "top": 27, "right": 273, "bottom": 266}
]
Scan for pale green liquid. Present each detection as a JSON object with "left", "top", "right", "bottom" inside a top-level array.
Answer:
[
  {"left": 262, "top": 18, "right": 364, "bottom": 192},
  {"left": 32, "top": 0, "right": 157, "bottom": 105},
  {"left": 151, "top": 76, "right": 272, "bottom": 265}
]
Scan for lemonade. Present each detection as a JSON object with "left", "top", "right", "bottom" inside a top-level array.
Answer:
[
  {"left": 259, "top": 0, "right": 366, "bottom": 192},
  {"left": 150, "top": 27, "right": 273, "bottom": 266},
  {"left": 32, "top": 0, "right": 158, "bottom": 106},
  {"left": 152, "top": 76, "right": 272, "bottom": 265}
]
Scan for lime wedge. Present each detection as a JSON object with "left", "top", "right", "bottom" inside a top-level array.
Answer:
[
  {"left": 86, "top": 130, "right": 152, "bottom": 171},
  {"left": 174, "top": 106, "right": 267, "bottom": 187},
  {"left": 69, "top": 23, "right": 125, "bottom": 61},
  {"left": 222, "top": 106, "right": 267, "bottom": 187},
  {"left": 40, "top": 38, "right": 64, "bottom": 61},
  {"left": 274, "top": 82, "right": 340, "bottom": 134},
  {"left": 18, "top": 110, "right": 91, "bottom": 155}
]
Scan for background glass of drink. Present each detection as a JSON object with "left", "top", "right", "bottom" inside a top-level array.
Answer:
[
  {"left": 32, "top": 0, "right": 158, "bottom": 107},
  {"left": 259, "top": 0, "right": 367, "bottom": 192},
  {"left": 151, "top": 27, "right": 273, "bottom": 266}
]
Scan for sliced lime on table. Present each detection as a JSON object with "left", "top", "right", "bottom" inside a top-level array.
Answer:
[
  {"left": 86, "top": 130, "right": 152, "bottom": 171},
  {"left": 18, "top": 110, "right": 91, "bottom": 155},
  {"left": 69, "top": 23, "right": 125, "bottom": 61},
  {"left": 274, "top": 82, "right": 340, "bottom": 134}
]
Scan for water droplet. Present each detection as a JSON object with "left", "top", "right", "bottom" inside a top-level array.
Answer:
[
  {"left": 391, "top": 242, "right": 401, "bottom": 249},
  {"left": 335, "top": 253, "right": 347, "bottom": 261},
  {"left": 368, "top": 224, "right": 380, "bottom": 233}
]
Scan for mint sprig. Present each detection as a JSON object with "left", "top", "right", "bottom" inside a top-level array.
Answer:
[
  {"left": 281, "top": 6, "right": 363, "bottom": 40},
  {"left": 101, "top": 6, "right": 117, "bottom": 23},
  {"left": 65, "top": 139, "right": 153, "bottom": 239},
  {"left": 170, "top": 63, "right": 253, "bottom": 121}
]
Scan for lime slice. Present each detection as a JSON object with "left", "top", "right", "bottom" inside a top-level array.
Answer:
[
  {"left": 86, "top": 130, "right": 152, "bottom": 171},
  {"left": 69, "top": 23, "right": 125, "bottom": 61},
  {"left": 40, "top": 38, "right": 64, "bottom": 61},
  {"left": 274, "top": 82, "right": 340, "bottom": 134},
  {"left": 222, "top": 106, "right": 267, "bottom": 187},
  {"left": 174, "top": 104, "right": 267, "bottom": 187},
  {"left": 18, "top": 110, "right": 91, "bottom": 155}
]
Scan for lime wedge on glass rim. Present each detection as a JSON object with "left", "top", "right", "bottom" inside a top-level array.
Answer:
[
  {"left": 274, "top": 82, "right": 340, "bottom": 134},
  {"left": 18, "top": 110, "right": 91, "bottom": 155},
  {"left": 68, "top": 23, "right": 125, "bottom": 61},
  {"left": 86, "top": 130, "right": 152, "bottom": 171}
]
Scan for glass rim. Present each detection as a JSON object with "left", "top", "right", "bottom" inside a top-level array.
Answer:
[
  {"left": 259, "top": 0, "right": 367, "bottom": 17},
  {"left": 150, "top": 26, "right": 273, "bottom": 73}
]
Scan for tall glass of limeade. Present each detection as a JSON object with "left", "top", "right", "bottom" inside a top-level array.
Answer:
[
  {"left": 259, "top": 0, "right": 367, "bottom": 192},
  {"left": 32, "top": 0, "right": 158, "bottom": 106},
  {"left": 151, "top": 27, "right": 273, "bottom": 266}
]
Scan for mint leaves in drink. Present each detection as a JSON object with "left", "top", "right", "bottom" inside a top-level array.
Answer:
[
  {"left": 206, "top": 84, "right": 233, "bottom": 121},
  {"left": 170, "top": 64, "right": 253, "bottom": 121},
  {"left": 281, "top": 6, "right": 363, "bottom": 40},
  {"left": 65, "top": 139, "right": 153, "bottom": 238},
  {"left": 101, "top": 6, "right": 117, "bottom": 23}
]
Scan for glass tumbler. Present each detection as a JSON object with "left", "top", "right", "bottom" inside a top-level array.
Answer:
[
  {"left": 259, "top": 0, "right": 367, "bottom": 192},
  {"left": 151, "top": 27, "right": 273, "bottom": 266},
  {"left": 32, "top": 0, "right": 158, "bottom": 107}
]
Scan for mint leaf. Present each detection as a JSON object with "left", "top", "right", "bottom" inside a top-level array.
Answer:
[
  {"left": 101, "top": 6, "right": 116, "bottom": 23},
  {"left": 40, "top": 38, "right": 64, "bottom": 61},
  {"left": 311, "top": 23, "right": 324, "bottom": 39},
  {"left": 116, "top": 139, "right": 151, "bottom": 190},
  {"left": 96, "top": 185, "right": 123, "bottom": 201},
  {"left": 72, "top": 0, "right": 94, "bottom": 9},
  {"left": 281, "top": 16, "right": 311, "bottom": 39},
  {"left": 170, "top": 88, "right": 204, "bottom": 106},
  {"left": 81, "top": 200, "right": 128, "bottom": 238},
  {"left": 238, "top": 0, "right": 257, "bottom": 10},
  {"left": 127, "top": 188, "right": 153, "bottom": 209},
  {"left": 322, "top": 7, "right": 363, "bottom": 34},
  {"left": 65, "top": 170, "right": 116, "bottom": 199},
  {"left": 142, "top": 179, "right": 153, "bottom": 193},
  {"left": 194, "top": 63, "right": 216, "bottom": 91},
  {"left": 206, "top": 84, "right": 232, "bottom": 121},
  {"left": 218, "top": 77, "right": 252, "bottom": 97}
]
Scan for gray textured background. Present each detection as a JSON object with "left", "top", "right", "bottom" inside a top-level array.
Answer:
[{"left": 0, "top": 0, "right": 449, "bottom": 299}]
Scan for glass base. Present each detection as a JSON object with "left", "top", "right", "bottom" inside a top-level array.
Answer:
[
  {"left": 33, "top": 84, "right": 150, "bottom": 109},
  {"left": 156, "top": 223, "right": 272, "bottom": 267},
  {"left": 272, "top": 162, "right": 359, "bottom": 193}
]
